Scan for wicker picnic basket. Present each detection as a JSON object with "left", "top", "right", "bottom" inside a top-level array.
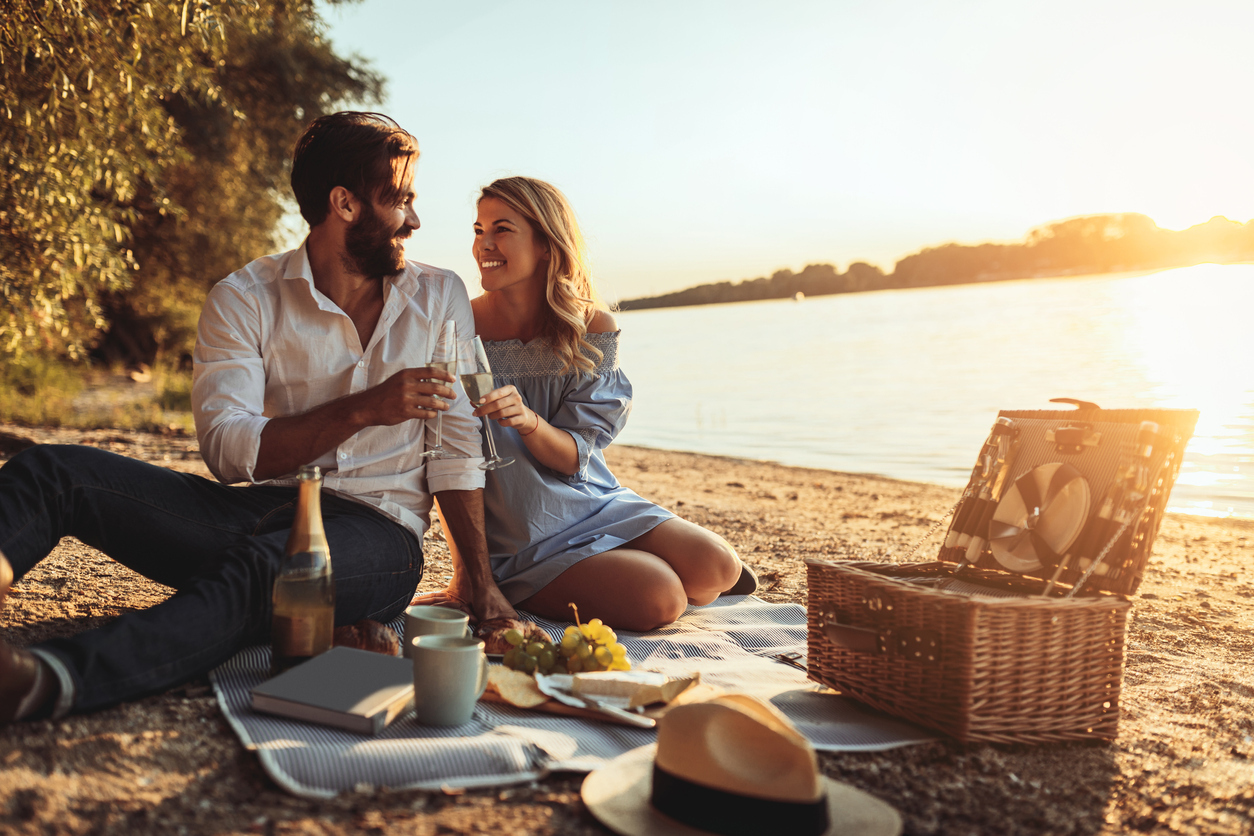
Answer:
[{"left": 806, "top": 403, "right": 1198, "bottom": 744}]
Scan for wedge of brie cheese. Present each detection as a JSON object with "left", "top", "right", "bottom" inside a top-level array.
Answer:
[{"left": 571, "top": 671, "right": 699, "bottom": 709}]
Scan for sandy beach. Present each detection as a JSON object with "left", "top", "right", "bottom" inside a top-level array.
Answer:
[{"left": 1, "top": 423, "right": 1251, "bottom": 835}]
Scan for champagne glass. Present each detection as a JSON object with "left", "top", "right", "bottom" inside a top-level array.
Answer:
[
  {"left": 461, "top": 336, "right": 514, "bottom": 471},
  {"left": 419, "top": 320, "right": 457, "bottom": 459}
]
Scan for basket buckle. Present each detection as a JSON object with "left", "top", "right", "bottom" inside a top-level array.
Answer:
[
  {"left": 895, "top": 629, "right": 942, "bottom": 666},
  {"left": 1046, "top": 423, "right": 1101, "bottom": 454}
]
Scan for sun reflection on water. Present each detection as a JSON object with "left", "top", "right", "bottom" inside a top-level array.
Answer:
[
  {"left": 618, "top": 263, "right": 1254, "bottom": 519},
  {"left": 1122, "top": 266, "right": 1251, "bottom": 448},
  {"left": 1118, "top": 265, "right": 1254, "bottom": 515}
]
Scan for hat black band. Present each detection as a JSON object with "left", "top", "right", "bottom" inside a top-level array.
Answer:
[{"left": 651, "top": 764, "right": 829, "bottom": 836}]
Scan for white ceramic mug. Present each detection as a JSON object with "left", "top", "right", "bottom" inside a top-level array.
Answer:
[
  {"left": 403, "top": 605, "right": 471, "bottom": 658},
  {"left": 410, "top": 635, "right": 488, "bottom": 726}
]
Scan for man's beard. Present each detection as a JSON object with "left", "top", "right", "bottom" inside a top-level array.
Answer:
[{"left": 343, "top": 202, "right": 408, "bottom": 278}]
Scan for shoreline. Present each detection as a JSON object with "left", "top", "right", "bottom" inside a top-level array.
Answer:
[
  {"left": 1, "top": 425, "right": 1252, "bottom": 834},
  {"left": 612, "top": 441, "right": 1254, "bottom": 526},
  {"left": 615, "top": 265, "right": 1180, "bottom": 312}
]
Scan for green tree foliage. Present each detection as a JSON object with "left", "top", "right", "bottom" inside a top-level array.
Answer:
[{"left": 1, "top": 0, "right": 382, "bottom": 365}]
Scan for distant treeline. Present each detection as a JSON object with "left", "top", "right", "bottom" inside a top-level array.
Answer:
[{"left": 617, "top": 214, "right": 1254, "bottom": 311}]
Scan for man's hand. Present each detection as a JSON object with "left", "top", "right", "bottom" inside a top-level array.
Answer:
[
  {"left": 254, "top": 366, "right": 455, "bottom": 481},
  {"left": 354, "top": 367, "right": 455, "bottom": 428}
]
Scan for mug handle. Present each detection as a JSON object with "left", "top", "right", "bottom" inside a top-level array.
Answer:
[{"left": 474, "top": 653, "right": 488, "bottom": 701}]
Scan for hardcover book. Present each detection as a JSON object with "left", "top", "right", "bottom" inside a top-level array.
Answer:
[{"left": 251, "top": 646, "right": 414, "bottom": 734}]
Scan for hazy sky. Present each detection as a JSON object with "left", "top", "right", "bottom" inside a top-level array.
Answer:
[{"left": 317, "top": 0, "right": 1254, "bottom": 303}]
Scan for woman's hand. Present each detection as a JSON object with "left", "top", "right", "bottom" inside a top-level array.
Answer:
[
  {"left": 474, "top": 384, "right": 580, "bottom": 474},
  {"left": 473, "top": 385, "right": 539, "bottom": 434}
]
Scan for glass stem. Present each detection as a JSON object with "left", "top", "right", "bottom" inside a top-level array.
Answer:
[
  {"left": 481, "top": 415, "right": 500, "bottom": 462},
  {"left": 432, "top": 406, "right": 443, "bottom": 449}
]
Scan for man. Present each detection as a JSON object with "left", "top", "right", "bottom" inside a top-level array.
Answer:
[{"left": 0, "top": 112, "right": 515, "bottom": 724}]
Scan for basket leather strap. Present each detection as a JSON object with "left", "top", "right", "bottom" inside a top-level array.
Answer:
[
  {"left": 822, "top": 621, "right": 881, "bottom": 653},
  {"left": 822, "top": 607, "right": 942, "bottom": 665}
]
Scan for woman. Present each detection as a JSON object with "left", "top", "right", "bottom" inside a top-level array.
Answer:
[{"left": 425, "top": 177, "right": 752, "bottom": 633}]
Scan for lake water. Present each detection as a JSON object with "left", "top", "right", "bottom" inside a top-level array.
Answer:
[{"left": 614, "top": 263, "right": 1254, "bottom": 519}]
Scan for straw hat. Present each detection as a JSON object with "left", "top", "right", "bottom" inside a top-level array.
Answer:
[{"left": 581, "top": 694, "right": 902, "bottom": 836}]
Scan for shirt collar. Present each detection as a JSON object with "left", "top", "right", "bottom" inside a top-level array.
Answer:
[
  {"left": 284, "top": 238, "right": 425, "bottom": 308},
  {"left": 284, "top": 239, "right": 328, "bottom": 308}
]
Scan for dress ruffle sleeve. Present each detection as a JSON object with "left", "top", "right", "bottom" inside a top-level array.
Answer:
[{"left": 551, "top": 367, "right": 633, "bottom": 484}]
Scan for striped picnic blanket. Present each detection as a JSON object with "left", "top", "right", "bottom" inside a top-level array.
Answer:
[{"left": 210, "top": 596, "right": 936, "bottom": 798}]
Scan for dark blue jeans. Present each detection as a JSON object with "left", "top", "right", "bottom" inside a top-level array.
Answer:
[{"left": 0, "top": 445, "right": 423, "bottom": 713}]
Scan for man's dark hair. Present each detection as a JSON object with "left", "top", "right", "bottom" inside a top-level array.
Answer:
[{"left": 290, "top": 112, "right": 419, "bottom": 226}]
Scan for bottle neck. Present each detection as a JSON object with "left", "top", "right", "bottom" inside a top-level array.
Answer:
[{"left": 287, "top": 476, "right": 329, "bottom": 556}]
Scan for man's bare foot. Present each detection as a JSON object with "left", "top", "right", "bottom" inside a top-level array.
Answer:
[
  {"left": 430, "top": 570, "right": 517, "bottom": 626},
  {"left": 0, "top": 553, "right": 56, "bottom": 725},
  {"left": 470, "top": 582, "right": 517, "bottom": 627}
]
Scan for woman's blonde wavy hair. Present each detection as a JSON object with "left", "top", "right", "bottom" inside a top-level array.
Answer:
[{"left": 478, "top": 176, "right": 605, "bottom": 375}]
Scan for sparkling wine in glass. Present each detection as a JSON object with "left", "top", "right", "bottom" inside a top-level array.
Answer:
[
  {"left": 462, "top": 336, "right": 514, "bottom": 471},
  {"left": 419, "top": 319, "right": 457, "bottom": 459}
]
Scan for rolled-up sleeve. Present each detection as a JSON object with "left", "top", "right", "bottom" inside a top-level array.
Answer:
[
  {"left": 551, "top": 369, "right": 633, "bottom": 484},
  {"left": 426, "top": 271, "right": 486, "bottom": 493},
  {"left": 192, "top": 281, "right": 269, "bottom": 484}
]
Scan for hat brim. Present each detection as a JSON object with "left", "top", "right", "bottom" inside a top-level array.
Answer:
[{"left": 582, "top": 744, "right": 902, "bottom": 836}]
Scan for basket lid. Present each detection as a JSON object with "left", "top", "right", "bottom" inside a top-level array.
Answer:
[{"left": 940, "top": 406, "right": 1198, "bottom": 597}]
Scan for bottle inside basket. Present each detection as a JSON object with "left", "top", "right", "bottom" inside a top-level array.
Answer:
[
  {"left": 1124, "top": 421, "right": 1159, "bottom": 508},
  {"left": 1071, "top": 421, "right": 1159, "bottom": 576},
  {"left": 271, "top": 465, "right": 335, "bottom": 675}
]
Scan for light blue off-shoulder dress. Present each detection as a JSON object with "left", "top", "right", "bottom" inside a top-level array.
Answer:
[{"left": 481, "top": 331, "right": 675, "bottom": 604}]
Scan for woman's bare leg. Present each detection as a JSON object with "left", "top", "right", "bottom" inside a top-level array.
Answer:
[
  {"left": 518, "top": 519, "right": 741, "bottom": 631},
  {"left": 623, "top": 518, "right": 741, "bottom": 606},
  {"left": 519, "top": 549, "right": 689, "bottom": 632}
]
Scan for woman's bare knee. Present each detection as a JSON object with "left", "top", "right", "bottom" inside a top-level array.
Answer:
[
  {"left": 613, "top": 587, "right": 687, "bottom": 632},
  {"left": 631, "top": 520, "right": 742, "bottom": 599},
  {"left": 523, "top": 550, "right": 689, "bottom": 632},
  {"left": 606, "top": 566, "right": 687, "bottom": 631},
  {"left": 707, "top": 538, "right": 741, "bottom": 589},
  {"left": 681, "top": 536, "right": 741, "bottom": 605}
]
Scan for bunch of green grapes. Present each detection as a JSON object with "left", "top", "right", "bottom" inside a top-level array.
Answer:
[
  {"left": 500, "top": 630, "right": 561, "bottom": 674},
  {"left": 501, "top": 606, "right": 630, "bottom": 674},
  {"left": 560, "top": 617, "right": 630, "bottom": 673}
]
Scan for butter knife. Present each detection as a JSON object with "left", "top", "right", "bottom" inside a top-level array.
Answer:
[{"left": 555, "top": 691, "right": 657, "bottom": 728}]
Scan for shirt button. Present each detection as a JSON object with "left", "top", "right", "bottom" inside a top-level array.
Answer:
[
  {"left": 338, "top": 452, "right": 347, "bottom": 460},
  {"left": 357, "top": 360, "right": 365, "bottom": 368}
]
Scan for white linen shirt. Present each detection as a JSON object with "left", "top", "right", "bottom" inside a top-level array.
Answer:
[{"left": 192, "top": 242, "right": 484, "bottom": 540}]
